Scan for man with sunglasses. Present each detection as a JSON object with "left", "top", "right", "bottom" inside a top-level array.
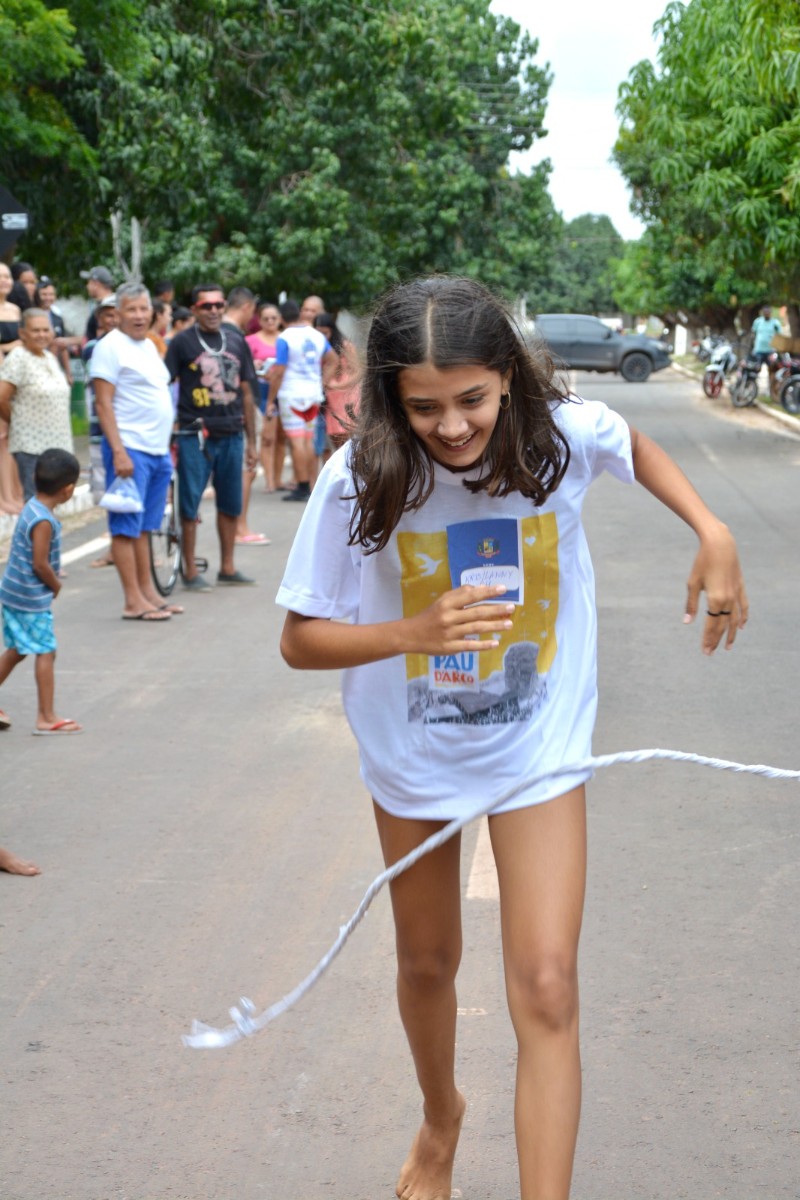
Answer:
[{"left": 165, "top": 283, "right": 258, "bottom": 590}]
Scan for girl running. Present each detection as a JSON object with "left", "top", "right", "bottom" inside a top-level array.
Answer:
[{"left": 276, "top": 276, "right": 747, "bottom": 1200}]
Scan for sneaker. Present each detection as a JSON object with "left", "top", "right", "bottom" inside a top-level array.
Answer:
[
  {"left": 217, "top": 570, "right": 256, "bottom": 586},
  {"left": 282, "top": 485, "right": 310, "bottom": 501},
  {"left": 183, "top": 574, "right": 213, "bottom": 592}
]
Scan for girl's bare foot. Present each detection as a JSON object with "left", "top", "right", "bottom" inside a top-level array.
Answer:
[
  {"left": 397, "top": 1092, "right": 466, "bottom": 1200},
  {"left": 0, "top": 847, "right": 41, "bottom": 875}
]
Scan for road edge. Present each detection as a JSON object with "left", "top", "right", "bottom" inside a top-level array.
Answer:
[{"left": 670, "top": 361, "right": 800, "bottom": 435}]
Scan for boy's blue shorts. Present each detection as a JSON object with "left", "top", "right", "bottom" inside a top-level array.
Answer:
[
  {"left": 2, "top": 605, "right": 56, "bottom": 655},
  {"left": 177, "top": 431, "right": 243, "bottom": 520},
  {"left": 101, "top": 441, "right": 173, "bottom": 538}
]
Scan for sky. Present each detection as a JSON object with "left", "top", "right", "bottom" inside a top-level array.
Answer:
[{"left": 492, "top": 0, "right": 670, "bottom": 240}]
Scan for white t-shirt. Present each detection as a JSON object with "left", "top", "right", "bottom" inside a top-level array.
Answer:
[
  {"left": 276, "top": 397, "right": 635, "bottom": 820},
  {"left": 275, "top": 325, "right": 331, "bottom": 410},
  {"left": 89, "top": 328, "right": 173, "bottom": 454}
]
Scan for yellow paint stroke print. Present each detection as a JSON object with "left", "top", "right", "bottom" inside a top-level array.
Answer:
[
  {"left": 397, "top": 516, "right": 560, "bottom": 725},
  {"left": 398, "top": 530, "right": 451, "bottom": 684}
]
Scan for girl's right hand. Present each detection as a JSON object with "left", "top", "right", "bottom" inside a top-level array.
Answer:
[{"left": 404, "top": 585, "right": 515, "bottom": 655}]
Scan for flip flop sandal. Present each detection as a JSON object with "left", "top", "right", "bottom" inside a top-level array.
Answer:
[
  {"left": 33, "top": 719, "right": 83, "bottom": 736},
  {"left": 121, "top": 610, "right": 172, "bottom": 621},
  {"left": 235, "top": 533, "right": 271, "bottom": 545}
]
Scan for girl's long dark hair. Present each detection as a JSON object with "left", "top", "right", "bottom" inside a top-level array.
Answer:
[
  {"left": 315, "top": 311, "right": 344, "bottom": 353},
  {"left": 348, "top": 276, "right": 571, "bottom": 552}
]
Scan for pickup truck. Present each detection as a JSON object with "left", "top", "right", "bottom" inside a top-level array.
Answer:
[{"left": 530, "top": 314, "right": 672, "bottom": 382}]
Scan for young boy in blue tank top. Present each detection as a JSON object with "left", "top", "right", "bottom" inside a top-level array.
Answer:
[{"left": 0, "top": 447, "right": 82, "bottom": 734}]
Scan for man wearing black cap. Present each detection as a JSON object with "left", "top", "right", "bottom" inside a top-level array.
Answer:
[{"left": 81, "top": 266, "right": 115, "bottom": 341}]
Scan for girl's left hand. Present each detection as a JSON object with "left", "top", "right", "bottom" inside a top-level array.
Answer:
[{"left": 684, "top": 525, "right": 749, "bottom": 654}]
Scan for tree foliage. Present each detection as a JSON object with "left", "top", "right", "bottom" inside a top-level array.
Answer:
[
  {"left": 613, "top": 0, "right": 800, "bottom": 331},
  {"left": 533, "top": 213, "right": 624, "bottom": 314},
  {"left": 3, "top": 0, "right": 561, "bottom": 309},
  {"left": 0, "top": 0, "right": 88, "bottom": 166}
]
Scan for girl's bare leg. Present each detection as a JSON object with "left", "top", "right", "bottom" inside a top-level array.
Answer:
[
  {"left": 373, "top": 802, "right": 466, "bottom": 1200},
  {"left": 275, "top": 419, "right": 293, "bottom": 487},
  {"left": 489, "top": 786, "right": 587, "bottom": 1200},
  {"left": 236, "top": 464, "right": 258, "bottom": 537},
  {"left": 261, "top": 417, "right": 277, "bottom": 491}
]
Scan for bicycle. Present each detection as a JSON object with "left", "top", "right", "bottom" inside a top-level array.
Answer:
[{"left": 148, "top": 423, "right": 209, "bottom": 597}]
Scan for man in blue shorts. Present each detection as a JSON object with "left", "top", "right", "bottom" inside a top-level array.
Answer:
[
  {"left": 165, "top": 283, "right": 258, "bottom": 590},
  {"left": 91, "top": 283, "right": 178, "bottom": 622}
]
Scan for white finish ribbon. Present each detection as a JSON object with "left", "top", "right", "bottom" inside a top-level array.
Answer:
[{"left": 183, "top": 748, "right": 799, "bottom": 1050}]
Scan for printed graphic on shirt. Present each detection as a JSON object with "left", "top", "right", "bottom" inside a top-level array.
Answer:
[
  {"left": 301, "top": 337, "right": 322, "bottom": 366},
  {"left": 398, "top": 514, "right": 559, "bottom": 725},
  {"left": 188, "top": 349, "right": 242, "bottom": 409},
  {"left": 447, "top": 517, "right": 524, "bottom": 603}
]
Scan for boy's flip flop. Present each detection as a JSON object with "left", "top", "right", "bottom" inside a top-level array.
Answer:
[
  {"left": 0, "top": 709, "right": 11, "bottom": 730},
  {"left": 33, "top": 719, "right": 83, "bottom": 736}
]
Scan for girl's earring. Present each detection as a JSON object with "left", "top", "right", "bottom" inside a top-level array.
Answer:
[{"left": 500, "top": 391, "right": 511, "bottom": 411}]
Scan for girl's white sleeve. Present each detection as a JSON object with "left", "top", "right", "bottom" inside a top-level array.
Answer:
[
  {"left": 584, "top": 398, "right": 635, "bottom": 484},
  {"left": 275, "top": 454, "right": 361, "bottom": 620}
]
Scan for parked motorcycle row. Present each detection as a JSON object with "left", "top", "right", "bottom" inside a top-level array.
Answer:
[{"left": 696, "top": 337, "right": 800, "bottom": 412}]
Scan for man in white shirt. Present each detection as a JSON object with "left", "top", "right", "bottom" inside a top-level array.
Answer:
[
  {"left": 90, "top": 283, "right": 178, "bottom": 621},
  {"left": 267, "top": 299, "right": 336, "bottom": 502}
]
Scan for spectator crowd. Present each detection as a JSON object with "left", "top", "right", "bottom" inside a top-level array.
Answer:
[{"left": 0, "top": 259, "right": 362, "bottom": 870}]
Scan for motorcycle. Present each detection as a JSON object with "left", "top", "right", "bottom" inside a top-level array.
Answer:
[
  {"left": 764, "top": 350, "right": 800, "bottom": 413},
  {"left": 702, "top": 341, "right": 737, "bottom": 397},
  {"left": 765, "top": 350, "right": 799, "bottom": 401},
  {"left": 778, "top": 368, "right": 800, "bottom": 414},
  {"left": 692, "top": 333, "right": 724, "bottom": 364},
  {"left": 730, "top": 355, "right": 762, "bottom": 407}
]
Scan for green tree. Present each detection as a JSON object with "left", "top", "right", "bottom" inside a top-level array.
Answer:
[
  {"left": 614, "top": 0, "right": 800, "bottom": 333},
  {"left": 4, "top": 0, "right": 561, "bottom": 310},
  {"left": 0, "top": 0, "right": 88, "bottom": 166},
  {"left": 533, "top": 213, "right": 624, "bottom": 314},
  {"left": 1, "top": 0, "right": 147, "bottom": 269}
]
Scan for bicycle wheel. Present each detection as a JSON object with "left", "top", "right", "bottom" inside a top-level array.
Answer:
[{"left": 149, "top": 472, "right": 182, "bottom": 596}]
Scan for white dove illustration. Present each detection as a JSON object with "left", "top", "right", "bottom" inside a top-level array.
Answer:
[{"left": 416, "top": 553, "right": 443, "bottom": 578}]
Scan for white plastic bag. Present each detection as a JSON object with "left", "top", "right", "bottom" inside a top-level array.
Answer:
[{"left": 99, "top": 475, "right": 144, "bottom": 514}]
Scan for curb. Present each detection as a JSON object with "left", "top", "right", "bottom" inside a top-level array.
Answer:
[
  {"left": 0, "top": 482, "right": 95, "bottom": 545},
  {"left": 670, "top": 363, "right": 800, "bottom": 436},
  {"left": 754, "top": 399, "right": 800, "bottom": 433}
]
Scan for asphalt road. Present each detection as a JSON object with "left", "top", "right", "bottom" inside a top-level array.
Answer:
[{"left": 1, "top": 369, "right": 798, "bottom": 1200}]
